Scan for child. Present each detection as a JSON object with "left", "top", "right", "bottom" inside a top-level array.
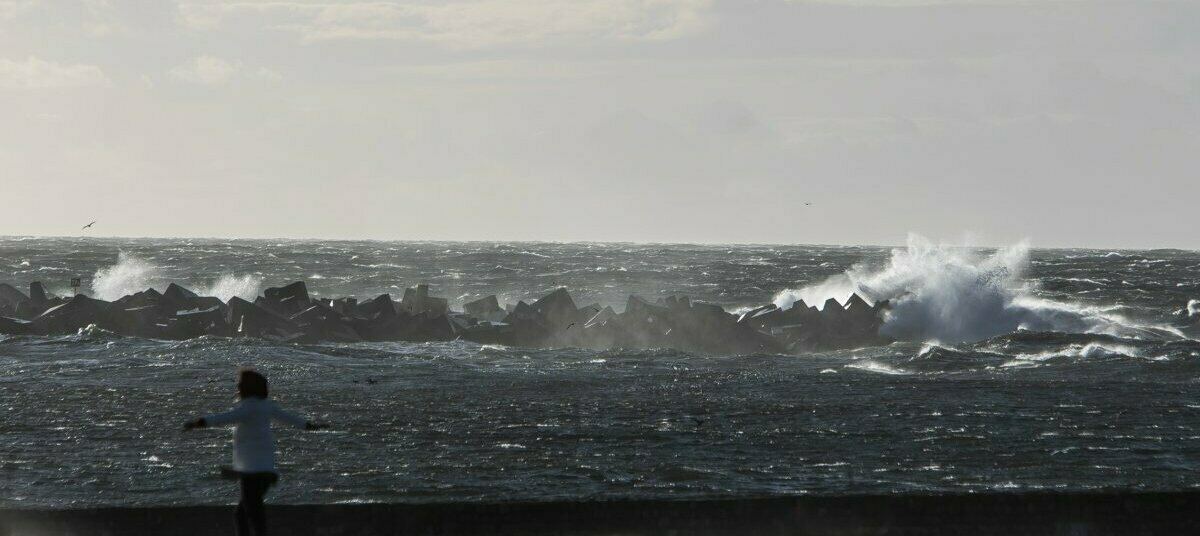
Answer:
[{"left": 184, "top": 368, "right": 326, "bottom": 536}]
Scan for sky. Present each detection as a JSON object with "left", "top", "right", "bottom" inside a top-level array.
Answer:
[{"left": 1, "top": 0, "right": 1198, "bottom": 248}]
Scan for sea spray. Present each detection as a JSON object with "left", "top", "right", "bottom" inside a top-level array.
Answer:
[
  {"left": 197, "top": 274, "right": 262, "bottom": 302},
  {"left": 773, "top": 234, "right": 1181, "bottom": 344},
  {"left": 91, "top": 252, "right": 165, "bottom": 301},
  {"left": 91, "top": 253, "right": 261, "bottom": 302}
]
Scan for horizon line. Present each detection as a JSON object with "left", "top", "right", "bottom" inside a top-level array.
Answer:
[{"left": 1, "top": 233, "right": 1196, "bottom": 253}]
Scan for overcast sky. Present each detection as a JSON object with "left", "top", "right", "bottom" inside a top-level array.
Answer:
[{"left": 1, "top": 0, "right": 1197, "bottom": 248}]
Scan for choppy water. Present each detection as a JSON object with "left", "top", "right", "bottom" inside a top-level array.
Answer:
[{"left": 1, "top": 236, "right": 1199, "bottom": 507}]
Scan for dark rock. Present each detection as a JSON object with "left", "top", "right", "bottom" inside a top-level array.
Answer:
[
  {"left": 531, "top": 288, "right": 580, "bottom": 331},
  {"left": 258, "top": 282, "right": 311, "bottom": 317},
  {"left": 738, "top": 304, "right": 778, "bottom": 327},
  {"left": 113, "top": 288, "right": 164, "bottom": 310},
  {"left": 458, "top": 320, "right": 514, "bottom": 345},
  {"left": 0, "top": 316, "right": 33, "bottom": 335},
  {"left": 328, "top": 297, "right": 357, "bottom": 315},
  {"left": 608, "top": 296, "right": 675, "bottom": 349},
  {"left": 400, "top": 287, "right": 444, "bottom": 316},
  {"left": 355, "top": 294, "right": 397, "bottom": 320},
  {"left": 174, "top": 306, "right": 229, "bottom": 337},
  {"left": 13, "top": 300, "right": 38, "bottom": 319},
  {"left": 577, "top": 302, "right": 603, "bottom": 319},
  {"left": 410, "top": 314, "right": 455, "bottom": 342},
  {"left": 351, "top": 297, "right": 413, "bottom": 341},
  {"left": 291, "top": 304, "right": 361, "bottom": 343},
  {"left": 842, "top": 293, "right": 879, "bottom": 330},
  {"left": 265, "top": 281, "right": 310, "bottom": 303},
  {"left": 400, "top": 284, "right": 447, "bottom": 316},
  {"left": 585, "top": 306, "right": 616, "bottom": 328},
  {"left": 112, "top": 305, "right": 168, "bottom": 338},
  {"left": 31, "top": 295, "right": 115, "bottom": 334},
  {"left": 194, "top": 296, "right": 226, "bottom": 312},
  {"left": 844, "top": 293, "right": 872, "bottom": 314},
  {"left": 463, "top": 295, "right": 505, "bottom": 321},
  {"left": 162, "top": 283, "right": 203, "bottom": 313},
  {"left": 624, "top": 295, "right": 671, "bottom": 320},
  {"left": 502, "top": 301, "right": 551, "bottom": 346},
  {"left": 227, "top": 297, "right": 302, "bottom": 339},
  {"left": 0, "top": 284, "right": 29, "bottom": 310},
  {"left": 29, "top": 282, "right": 50, "bottom": 309},
  {"left": 163, "top": 283, "right": 199, "bottom": 303},
  {"left": 821, "top": 297, "right": 845, "bottom": 316}
]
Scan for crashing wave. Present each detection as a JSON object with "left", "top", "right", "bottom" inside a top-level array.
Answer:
[
  {"left": 91, "top": 253, "right": 261, "bottom": 302},
  {"left": 773, "top": 234, "right": 1183, "bottom": 344}
]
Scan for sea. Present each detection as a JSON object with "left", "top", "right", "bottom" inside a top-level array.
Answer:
[{"left": 1, "top": 235, "right": 1198, "bottom": 507}]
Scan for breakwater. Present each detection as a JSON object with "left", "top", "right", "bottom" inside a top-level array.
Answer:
[{"left": 0, "top": 279, "right": 888, "bottom": 353}]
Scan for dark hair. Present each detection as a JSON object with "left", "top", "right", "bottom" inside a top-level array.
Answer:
[{"left": 237, "top": 368, "right": 269, "bottom": 399}]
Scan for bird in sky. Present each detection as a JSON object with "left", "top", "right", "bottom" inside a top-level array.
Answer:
[
  {"left": 82, "top": 221, "right": 96, "bottom": 230},
  {"left": 804, "top": 202, "right": 812, "bottom": 206}
]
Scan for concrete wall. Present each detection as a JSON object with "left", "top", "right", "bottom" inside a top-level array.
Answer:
[{"left": 2, "top": 491, "right": 1198, "bottom": 535}]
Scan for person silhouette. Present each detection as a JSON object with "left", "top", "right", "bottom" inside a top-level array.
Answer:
[{"left": 184, "top": 368, "right": 326, "bottom": 536}]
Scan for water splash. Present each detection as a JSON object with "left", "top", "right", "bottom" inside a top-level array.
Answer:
[
  {"left": 91, "top": 252, "right": 165, "bottom": 301},
  {"left": 773, "top": 234, "right": 1181, "bottom": 344},
  {"left": 91, "top": 253, "right": 260, "bottom": 302},
  {"left": 196, "top": 274, "right": 262, "bottom": 302}
]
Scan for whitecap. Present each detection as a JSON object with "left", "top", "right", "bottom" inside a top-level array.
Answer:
[
  {"left": 771, "top": 234, "right": 1185, "bottom": 345},
  {"left": 846, "top": 359, "right": 909, "bottom": 375}
]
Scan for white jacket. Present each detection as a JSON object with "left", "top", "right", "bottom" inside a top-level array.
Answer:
[{"left": 204, "top": 398, "right": 308, "bottom": 473}]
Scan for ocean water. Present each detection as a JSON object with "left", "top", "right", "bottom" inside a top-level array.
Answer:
[{"left": 1, "top": 236, "right": 1199, "bottom": 507}]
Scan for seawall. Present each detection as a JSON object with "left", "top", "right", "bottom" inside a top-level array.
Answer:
[{"left": 2, "top": 491, "right": 1198, "bottom": 535}]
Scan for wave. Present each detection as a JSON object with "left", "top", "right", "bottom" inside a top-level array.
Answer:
[
  {"left": 91, "top": 253, "right": 261, "bottom": 302},
  {"left": 772, "top": 234, "right": 1184, "bottom": 345},
  {"left": 197, "top": 274, "right": 262, "bottom": 302},
  {"left": 92, "top": 252, "right": 165, "bottom": 301}
]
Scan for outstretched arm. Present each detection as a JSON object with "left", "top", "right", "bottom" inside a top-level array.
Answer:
[
  {"left": 183, "top": 403, "right": 248, "bottom": 431},
  {"left": 270, "top": 402, "right": 327, "bottom": 431}
]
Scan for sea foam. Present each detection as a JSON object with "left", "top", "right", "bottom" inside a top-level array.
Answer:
[{"left": 773, "top": 234, "right": 1179, "bottom": 344}]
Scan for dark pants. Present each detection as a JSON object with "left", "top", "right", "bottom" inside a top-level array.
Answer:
[{"left": 235, "top": 472, "right": 277, "bottom": 536}]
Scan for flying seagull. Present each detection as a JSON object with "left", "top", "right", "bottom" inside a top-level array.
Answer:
[{"left": 82, "top": 221, "right": 97, "bottom": 230}]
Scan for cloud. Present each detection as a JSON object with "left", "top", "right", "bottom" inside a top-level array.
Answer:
[
  {"left": 170, "top": 55, "right": 240, "bottom": 85},
  {"left": 178, "top": 0, "right": 713, "bottom": 48},
  {"left": 169, "top": 55, "right": 281, "bottom": 85},
  {"left": 0, "top": 0, "right": 37, "bottom": 21},
  {"left": 0, "top": 56, "right": 111, "bottom": 89}
]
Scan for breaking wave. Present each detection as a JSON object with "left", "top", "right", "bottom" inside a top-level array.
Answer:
[
  {"left": 91, "top": 253, "right": 260, "bottom": 302},
  {"left": 92, "top": 252, "right": 165, "bottom": 301},
  {"left": 773, "top": 234, "right": 1182, "bottom": 344},
  {"left": 197, "top": 274, "right": 262, "bottom": 302}
]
